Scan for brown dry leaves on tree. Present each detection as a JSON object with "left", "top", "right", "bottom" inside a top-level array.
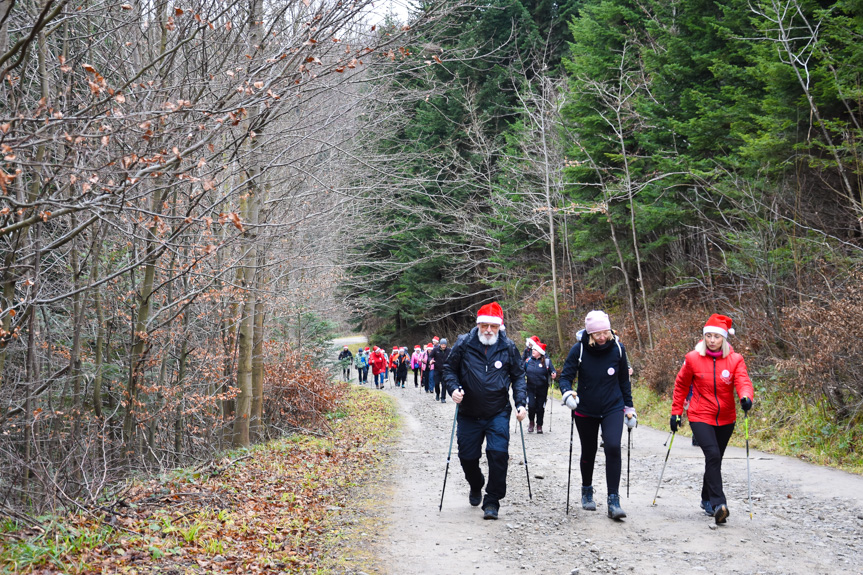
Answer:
[
  {"left": 263, "top": 342, "right": 344, "bottom": 434},
  {"left": 777, "top": 273, "right": 863, "bottom": 420}
]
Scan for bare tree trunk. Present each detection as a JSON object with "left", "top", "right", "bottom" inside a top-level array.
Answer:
[
  {"left": 538, "top": 81, "right": 564, "bottom": 348},
  {"left": 123, "top": 183, "right": 164, "bottom": 455},
  {"left": 607, "top": 214, "right": 644, "bottom": 349},
  {"left": 233, "top": 0, "right": 264, "bottom": 448},
  {"left": 0, "top": 0, "right": 10, "bottom": 56},
  {"left": 23, "top": 223, "right": 42, "bottom": 498},
  {"left": 702, "top": 225, "right": 714, "bottom": 294},
  {"left": 251, "top": 289, "right": 265, "bottom": 440}
]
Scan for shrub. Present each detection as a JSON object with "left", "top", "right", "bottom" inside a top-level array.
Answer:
[
  {"left": 776, "top": 275, "right": 863, "bottom": 421},
  {"left": 633, "top": 307, "right": 707, "bottom": 396},
  {"left": 264, "top": 342, "right": 347, "bottom": 434}
]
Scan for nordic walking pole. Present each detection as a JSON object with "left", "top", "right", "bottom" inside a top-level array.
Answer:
[
  {"left": 662, "top": 431, "right": 672, "bottom": 447},
  {"left": 651, "top": 432, "right": 676, "bottom": 506},
  {"left": 548, "top": 384, "right": 553, "bottom": 433},
  {"left": 439, "top": 388, "right": 461, "bottom": 512},
  {"left": 626, "top": 416, "right": 639, "bottom": 497},
  {"left": 566, "top": 414, "right": 574, "bottom": 514},
  {"left": 518, "top": 417, "right": 532, "bottom": 500},
  {"left": 745, "top": 411, "right": 753, "bottom": 519}
]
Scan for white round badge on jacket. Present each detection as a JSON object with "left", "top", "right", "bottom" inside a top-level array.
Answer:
[
  {"left": 494, "top": 361, "right": 502, "bottom": 369},
  {"left": 607, "top": 367, "right": 615, "bottom": 375}
]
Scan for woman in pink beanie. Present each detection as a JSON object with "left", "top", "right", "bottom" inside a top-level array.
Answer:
[
  {"left": 670, "top": 314, "right": 754, "bottom": 525},
  {"left": 558, "top": 310, "right": 636, "bottom": 520}
]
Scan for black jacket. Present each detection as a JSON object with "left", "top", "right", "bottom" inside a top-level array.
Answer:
[
  {"left": 396, "top": 355, "right": 409, "bottom": 378},
  {"left": 428, "top": 344, "right": 451, "bottom": 371},
  {"left": 558, "top": 331, "right": 632, "bottom": 418},
  {"left": 443, "top": 327, "right": 527, "bottom": 419},
  {"left": 525, "top": 355, "right": 555, "bottom": 389},
  {"left": 338, "top": 350, "right": 353, "bottom": 362}
]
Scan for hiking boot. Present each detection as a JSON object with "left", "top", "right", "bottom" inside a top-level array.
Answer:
[
  {"left": 607, "top": 493, "right": 626, "bottom": 520},
  {"left": 441, "top": 398, "right": 446, "bottom": 403},
  {"left": 714, "top": 504, "right": 729, "bottom": 524},
  {"left": 700, "top": 500, "right": 715, "bottom": 516},
  {"left": 469, "top": 490, "right": 482, "bottom": 507},
  {"left": 483, "top": 506, "right": 499, "bottom": 520},
  {"left": 581, "top": 486, "right": 596, "bottom": 511},
  {"left": 435, "top": 395, "right": 440, "bottom": 401},
  {"left": 528, "top": 421, "right": 535, "bottom": 433},
  {"left": 536, "top": 425, "right": 543, "bottom": 434}
]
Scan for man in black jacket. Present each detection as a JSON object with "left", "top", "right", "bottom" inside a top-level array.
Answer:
[{"left": 443, "top": 302, "right": 527, "bottom": 520}]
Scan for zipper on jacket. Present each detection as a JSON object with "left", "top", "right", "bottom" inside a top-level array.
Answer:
[{"left": 713, "top": 358, "right": 719, "bottom": 425}]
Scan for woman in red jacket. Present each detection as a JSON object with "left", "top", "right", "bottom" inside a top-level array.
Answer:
[
  {"left": 369, "top": 346, "right": 388, "bottom": 389},
  {"left": 671, "top": 314, "right": 754, "bottom": 525}
]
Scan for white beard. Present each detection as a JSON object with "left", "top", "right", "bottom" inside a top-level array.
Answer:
[{"left": 479, "top": 332, "right": 499, "bottom": 346}]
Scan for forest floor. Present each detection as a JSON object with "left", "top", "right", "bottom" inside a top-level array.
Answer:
[{"left": 335, "top": 378, "right": 863, "bottom": 575}]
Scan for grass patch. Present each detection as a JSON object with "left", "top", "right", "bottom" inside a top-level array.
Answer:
[
  {"left": 632, "top": 378, "right": 863, "bottom": 474},
  {"left": 0, "top": 383, "right": 400, "bottom": 574}
]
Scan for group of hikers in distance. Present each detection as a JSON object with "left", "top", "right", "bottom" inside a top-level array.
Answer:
[
  {"left": 339, "top": 302, "right": 754, "bottom": 525},
  {"left": 338, "top": 337, "right": 452, "bottom": 398}
]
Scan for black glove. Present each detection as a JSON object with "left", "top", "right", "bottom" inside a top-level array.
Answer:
[
  {"left": 670, "top": 415, "right": 682, "bottom": 433},
  {"left": 740, "top": 397, "right": 753, "bottom": 412}
]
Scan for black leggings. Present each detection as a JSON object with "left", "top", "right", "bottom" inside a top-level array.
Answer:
[
  {"left": 574, "top": 410, "right": 624, "bottom": 495},
  {"left": 690, "top": 421, "right": 735, "bottom": 507},
  {"left": 527, "top": 385, "right": 549, "bottom": 426}
]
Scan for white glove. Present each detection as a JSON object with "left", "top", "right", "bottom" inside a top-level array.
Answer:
[
  {"left": 624, "top": 406, "right": 637, "bottom": 428},
  {"left": 562, "top": 390, "right": 579, "bottom": 410}
]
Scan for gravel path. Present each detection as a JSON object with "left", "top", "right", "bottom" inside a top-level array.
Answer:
[{"left": 340, "top": 381, "right": 863, "bottom": 575}]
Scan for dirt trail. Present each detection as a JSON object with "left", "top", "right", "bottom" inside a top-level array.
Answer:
[{"left": 343, "top": 381, "right": 863, "bottom": 575}]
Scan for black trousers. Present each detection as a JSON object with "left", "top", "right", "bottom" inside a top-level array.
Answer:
[
  {"left": 413, "top": 368, "right": 420, "bottom": 386},
  {"left": 690, "top": 421, "right": 735, "bottom": 507},
  {"left": 574, "top": 410, "right": 624, "bottom": 495},
  {"left": 527, "top": 385, "right": 549, "bottom": 426},
  {"left": 457, "top": 410, "right": 511, "bottom": 510}
]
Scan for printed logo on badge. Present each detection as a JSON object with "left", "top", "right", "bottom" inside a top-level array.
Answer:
[
  {"left": 607, "top": 367, "right": 615, "bottom": 375},
  {"left": 494, "top": 360, "right": 502, "bottom": 369},
  {"left": 721, "top": 369, "right": 732, "bottom": 383}
]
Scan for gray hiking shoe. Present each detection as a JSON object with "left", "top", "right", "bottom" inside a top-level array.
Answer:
[
  {"left": 581, "top": 486, "right": 596, "bottom": 511},
  {"left": 607, "top": 493, "right": 626, "bottom": 520},
  {"left": 483, "top": 506, "right": 499, "bottom": 520}
]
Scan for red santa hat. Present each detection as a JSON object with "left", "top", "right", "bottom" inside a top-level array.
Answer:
[
  {"left": 432, "top": 336, "right": 440, "bottom": 343},
  {"left": 532, "top": 338, "right": 547, "bottom": 355},
  {"left": 414, "top": 345, "right": 421, "bottom": 350},
  {"left": 343, "top": 345, "right": 349, "bottom": 349},
  {"left": 392, "top": 346, "right": 398, "bottom": 351},
  {"left": 476, "top": 301, "right": 504, "bottom": 326},
  {"left": 364, "top": 347, "right": 370, "bottom": 351},
  {"left": 426, "top": 343, "right": 433, "bottom": 349},
  {"left": 703, "top": 314, "right": 735, "bottom": 338}
]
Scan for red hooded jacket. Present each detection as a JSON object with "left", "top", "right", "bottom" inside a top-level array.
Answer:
[
  {"left": 369, "top": 349, "right": 388, "bottom": 375},
  {"left": 672, "top": 342, "right": 754, "bottom": 426}
]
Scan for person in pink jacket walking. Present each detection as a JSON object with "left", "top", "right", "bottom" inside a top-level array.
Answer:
[{"left": 671, "top": 314, "right": 754, "bottom": 525}]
